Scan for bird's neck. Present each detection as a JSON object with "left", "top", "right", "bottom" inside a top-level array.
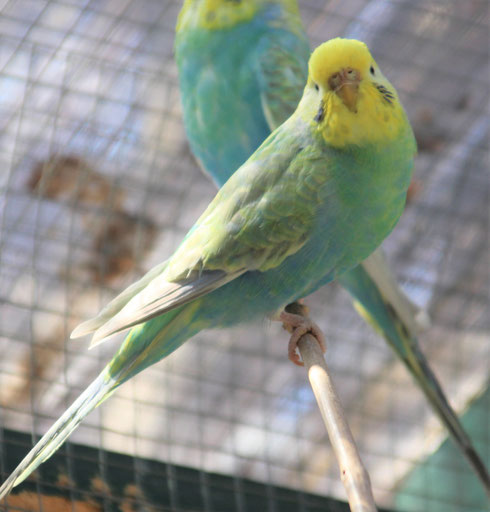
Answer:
[{"left": 176, "top": 0, "right": 302, "bottom": 33}]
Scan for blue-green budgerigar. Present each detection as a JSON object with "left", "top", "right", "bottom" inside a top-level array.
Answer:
[
  {"left": 174, "top": 0, "right": 490, "bottom": 490},
  {"left": 2, "top": 37, "right": 421, "bottom": 498}
]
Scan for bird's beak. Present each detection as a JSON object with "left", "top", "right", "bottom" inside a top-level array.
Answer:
[
  {"left": 329, "top": 68, "right": 360, "bottom": 113},
  {"left": 336, "top": 82, "right": 359, "bottom": 112}
]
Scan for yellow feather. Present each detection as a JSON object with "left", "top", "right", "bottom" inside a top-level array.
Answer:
[
  {"left": 177, "top": 0, "right": 259, "bottom": 31},
  {"left": 177, "top": 0, "right": 301, "bottom": 31}
]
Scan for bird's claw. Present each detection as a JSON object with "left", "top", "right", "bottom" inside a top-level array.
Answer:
[{"left": 280, "top": 311, "right": 326, "bottom": 366}]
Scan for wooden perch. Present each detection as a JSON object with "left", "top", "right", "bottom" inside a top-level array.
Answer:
[{"left": 287, "top": 303, "right": 377, "bottom": 512}]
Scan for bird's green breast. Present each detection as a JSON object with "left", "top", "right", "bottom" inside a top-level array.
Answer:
[
  {"left": 243, "top": 115, "right": 415, "bottom": 299},
  {"left": 314, "top": 130, "right": 415, "bottom": 279}
]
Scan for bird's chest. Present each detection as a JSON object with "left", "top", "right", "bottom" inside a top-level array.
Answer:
[{"left": 317, "top": 145, "right": 412, "bottom": 275}]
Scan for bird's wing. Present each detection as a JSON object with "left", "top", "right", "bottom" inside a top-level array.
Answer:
[
  {"left": 254, "top": 35, "right": 309, "bottom": 130},
  {"left": 86, "top": 128, "right": 325, "bottom": 344},
  {"left": 71, "top": 260, "right": 169, "bottom": 339}
]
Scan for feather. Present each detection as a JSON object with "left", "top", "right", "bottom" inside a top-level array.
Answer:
[
  {"left": 71, "top": 260, "right": 169, "bottom": 339},
  {"left": 89, "top": 269, "right": 243, "bottom": 346},
  {"left": 0, "top": 372, "right": 117, "bottom": 500}
]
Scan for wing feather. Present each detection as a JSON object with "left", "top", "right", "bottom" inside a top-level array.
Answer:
[
  {"left": 75, "top": 117, "right": 327, "bottom": 348},
  {"left": 255, "top": 36, "right": 309, "bottom": 131},
  {"left": 90, "top": 268, "right": 244, "bottom": 346},
  {"left": 71, "top": 260, "right": 169, "bottom": 339}
]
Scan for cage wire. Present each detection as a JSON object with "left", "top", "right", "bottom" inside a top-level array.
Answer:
[{"left": 0, "top": 0, "right": 488, "bottom": 510}]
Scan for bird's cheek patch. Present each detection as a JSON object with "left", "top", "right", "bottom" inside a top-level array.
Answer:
[{"left": 314, "top": 101, "right": 325, "bottom": 123}]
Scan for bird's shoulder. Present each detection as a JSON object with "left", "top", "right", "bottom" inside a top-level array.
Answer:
[{"left": 166, "top": 120, "right": 332, "bottom": 278}]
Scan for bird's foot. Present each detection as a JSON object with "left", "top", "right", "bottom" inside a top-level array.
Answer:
[{"left": 280, "top": 303, "right": 326, "bottom": 366}]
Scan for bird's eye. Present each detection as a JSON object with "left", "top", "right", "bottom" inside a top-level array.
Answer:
[
  {"left": 370, "top": 66, "right": 375, "bottom": 76},
  {"left": 314, "top": 83, "right": 319, "bottom": 91}
]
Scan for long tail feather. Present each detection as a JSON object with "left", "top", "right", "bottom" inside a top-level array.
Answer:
[
  {"left": 0, "top": 371, "right": 117, "bottom": 499},
  {"left": 1, "top": 303, "right": 198, "bottom": 500},
  {"left": 338, "top": 264, "right": 490, "bottom": 492},
  {"left": 361, "top": 248, "right": 430, "bottom": 335},
  {"left": 398, "top": 340, "right": 490, "bottom": 492}
]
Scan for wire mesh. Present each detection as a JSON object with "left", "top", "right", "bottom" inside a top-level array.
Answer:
[{"left": 0, "top": 0, "right": 488, "bottom": 510}]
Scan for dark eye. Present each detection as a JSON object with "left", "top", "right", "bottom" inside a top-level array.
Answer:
[
  {"left": 314, "top": 83, "right": 319, "bottom": 91},
  {"left": 370, "top": 66, "right": 375, "bottom": 76}
]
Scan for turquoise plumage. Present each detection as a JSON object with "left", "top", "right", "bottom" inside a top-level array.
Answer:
[
  {"left": 175, "top": 0, "right": 489, "bottom": 490},
  {"left": 176, "top": 1, "right": 309, "bottom": 185}
]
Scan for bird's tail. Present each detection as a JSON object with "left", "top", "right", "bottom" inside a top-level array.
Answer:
[
  {"left": 337, "top": 261, "right": 490, "bottom": 492},
  {"left": 360, "top": 248, "right": 430, "bottom": 336},
  {"left": 0, "top": 303, "right": 197, "bottom": 500},
  {"left": 0, "top": 370, "right": 117, "bottom": 500}
]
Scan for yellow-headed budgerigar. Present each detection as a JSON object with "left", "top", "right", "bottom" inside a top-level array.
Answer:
[
  {"left": 174, "top": 0, "right": 490, "bottom": 489},
  {"left": 0, "top": 38, "right": 486, "bottom": 499}
]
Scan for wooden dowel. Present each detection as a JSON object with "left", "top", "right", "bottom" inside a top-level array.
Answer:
[{"left": 287, "top": 303, "right": 377, "bottom": 512}]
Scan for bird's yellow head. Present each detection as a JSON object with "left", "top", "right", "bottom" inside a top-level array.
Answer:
[
  {"left": 177, "top": 0, "right": 300, "bottom": 31},
  {"left": 304, "top": 38, "right": 409, "bottom": 148}
]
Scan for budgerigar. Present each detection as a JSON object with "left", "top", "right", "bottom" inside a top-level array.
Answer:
[
  {"left": 174, "top": 0, "right": 490, "bottom": 489},
  {"left": 2, "top": 38, "right": 421, "bottom": 498}
]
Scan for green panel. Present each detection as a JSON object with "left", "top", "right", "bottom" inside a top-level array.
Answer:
[
  {"left": 0, "top": 428, "right": 395, "bottom": 512},
  {"left": 395, "top": 385, "right": 490, "bottom": 512}
]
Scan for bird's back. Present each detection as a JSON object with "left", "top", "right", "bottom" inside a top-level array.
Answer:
[{"left": 175, "top": 2, "right": 309, "bottom": 185}]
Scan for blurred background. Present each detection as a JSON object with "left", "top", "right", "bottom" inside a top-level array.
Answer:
[{"left": 0, "top": 0, "right": 488, "bottom": 510}]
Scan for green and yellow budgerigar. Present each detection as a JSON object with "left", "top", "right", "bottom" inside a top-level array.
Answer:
[
  {"left": 1, "top": 37, "right": 420, "bottom": 498},
  {"left": 174, "top": 0, "right": 490, "bottom": 490}
]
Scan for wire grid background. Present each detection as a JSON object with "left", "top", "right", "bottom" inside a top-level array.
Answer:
[{"left": 0, "top": 0, "right": 488, "bottom": 509}]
